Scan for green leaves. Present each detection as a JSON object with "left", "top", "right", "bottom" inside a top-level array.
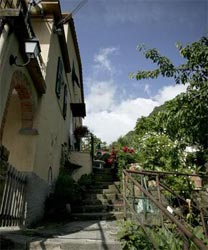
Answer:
[
  {"left": 134, "top": 37, "right": 208, "bottom": 86},
  {"left": 133, "top": 37, "right": 208, "bottom": 150}
]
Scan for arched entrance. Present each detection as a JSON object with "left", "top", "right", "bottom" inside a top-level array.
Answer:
[{"left": 1, "top": 70, "right": 38, "bottom": 171}]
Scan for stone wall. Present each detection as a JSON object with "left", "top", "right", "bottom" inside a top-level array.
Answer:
[{"left": 24, "top": 172, "right": 49, "bottom": 226}]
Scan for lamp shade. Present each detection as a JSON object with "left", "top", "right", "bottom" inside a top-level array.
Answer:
[{"left": 25, "top": 38, "right": 41, "bottom": 58}]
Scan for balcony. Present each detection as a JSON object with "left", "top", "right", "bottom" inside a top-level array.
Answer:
[
  {"left": 70, "top": 103, "right": 86, "bottom": 117},
  {"left": 0, "top": 0, "right": 26, "bottom": 17}
]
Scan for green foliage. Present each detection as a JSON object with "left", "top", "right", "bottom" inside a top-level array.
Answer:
[
  {"left": 112, "top": 131, "right": 138, "bottom": 149},
  {"left": 116, "top": 146, "right": 139, "bottom": 177},
  {"left": 132, "top": 37, "right": 208, "bottom": 150},
  {"left": 190, "top": 226, "right": 208, "bottom": 249},
  {"left": 118, "top": 220, "right": 183, "bottom": 250},
  {"left": 153, "top": 226, "right": 183, "bottom": 250},
  {"left": 131, "top": 37, "right": 208, "bottom": 85},
  {"left": 118, "top": 220, "right": 153, "bottom": 250},
  {"left": 138, "top": 134, "right": 183, "bottom": 171},
  {"left": 77, "top": 173, "right": 94, "bottom": 192},
  {"left": 53, "top": 168, "right": 82, "bottom": 204}
]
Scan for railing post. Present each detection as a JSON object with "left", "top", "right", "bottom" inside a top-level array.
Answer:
[
  {"left": 0, "top": 145, "right": 9, "bottom": 226},
  {"left": 122, "top": 171, "right": 127, "bottom": 220},
  {"left": 0, "top": 145, "right": 27, "bottom": 228},
  {"left": 156, "top": 174, "right": 163, "bottom": 226}
]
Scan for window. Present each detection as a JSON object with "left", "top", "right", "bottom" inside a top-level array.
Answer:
[
  {"left": 63, "top": 84, "right": 67, "bottom": 120},
  {"left": 55, "top": 57, "right": 63, "bottom": 98},
  {"left": 72, "top": 62, "right": 80, "bottom": 88}
]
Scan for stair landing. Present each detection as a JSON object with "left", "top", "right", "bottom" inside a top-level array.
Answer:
[{"left": 0, "top": 220, "right": 122, "bottom": 250}]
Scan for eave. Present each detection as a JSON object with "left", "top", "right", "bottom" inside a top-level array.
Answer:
[{"left": 35, "top": 0, "right": 71, "bottom": 73}]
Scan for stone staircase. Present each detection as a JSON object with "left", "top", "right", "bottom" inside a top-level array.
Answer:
[
  {"left": 72, "top": 168, "right": 124, "bottom": 221},
  {"left": 0, "top": 168, "right": 124, "bottom": 250}
]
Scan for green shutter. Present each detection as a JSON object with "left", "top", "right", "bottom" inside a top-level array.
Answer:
[
  {"left": 55, "top": 57, "right": 63, "bottom": 98},
  {"left": 63, "top": 84, "right": 67, "bottom": 120}
]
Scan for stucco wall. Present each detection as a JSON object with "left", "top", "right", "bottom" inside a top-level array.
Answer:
[
  {"left": 1, "top": 12, "right": 85, "bottom": 186},
  {"left": 30, "top": 18, "right": 76, "bottom": 182},
  {"left": 2, "top": 93, "right": 35, "bottom": 172},
  {"left": 70, "top": 151, "right": 92, "bottom": 181},
  {"left": 0, "top": 27, "right": 38, "bottom": 172},
  {"left": 0, "top": 24, "right": 11, "bottom": 126}
]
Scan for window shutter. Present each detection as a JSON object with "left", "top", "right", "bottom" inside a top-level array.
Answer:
[
  {"left": 63, "top": 84, "right": 67, "bottom": 120},
  {"left": 55, "top": 57, "right": 63, "bottom": 98}
]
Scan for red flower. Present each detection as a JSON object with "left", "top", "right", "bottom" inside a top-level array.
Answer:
[
  {"left": 129, "top": 149, "right": 135, "bottom": 154},
  {"left": 123, "top": 146, "right": 129, "bottom": 153},
  {"left": 107, "top": 158, "right": 113, "bottom": 163}
]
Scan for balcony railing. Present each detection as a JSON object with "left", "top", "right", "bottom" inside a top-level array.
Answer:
[{"left": 0, "top": 0, "right": 25, "bottom": 17}]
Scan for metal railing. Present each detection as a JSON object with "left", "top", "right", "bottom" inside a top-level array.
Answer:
[
  {"left": 0, "top": 146, "right": 27, "bottom": 228},
  {"left": 122, "top": 169, "right": 208, "bottom": 250},
  {"left": 0, "top": 165, "right": 27, "bottom": 227},
  {"left": 0, "top": 0, "right": 21, "bottom": 9}
]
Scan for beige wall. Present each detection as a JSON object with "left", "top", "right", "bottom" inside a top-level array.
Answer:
[
  {"left": 2, "top": 92, "right": 35, "bottom": 171},
  {"left": 0, "top": 15, "right": 85, "bottom": 183},
  {"left": 0, "top": 28, "right": 38, "bottom": 172},
  {"left": 31, "top": 18, "right": 77, "bottom": 182},
  {"left": 0, "top": 26, "right": 16, "bottom": 127},
  {"left": 70, "top": 151, "right": 92, "bottom": 181}
]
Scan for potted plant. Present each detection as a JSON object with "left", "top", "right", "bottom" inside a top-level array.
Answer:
[{"left": 74, "top": 125, "right": 89, "bottom": 139}]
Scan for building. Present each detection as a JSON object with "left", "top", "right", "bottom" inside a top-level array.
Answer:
[{"left": 0, "top": 0, "right": 90, "bottom": 226}]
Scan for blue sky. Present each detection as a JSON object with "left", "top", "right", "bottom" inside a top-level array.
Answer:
[{"left": 61, "top": 0, "right": 207, "bottom": 144}]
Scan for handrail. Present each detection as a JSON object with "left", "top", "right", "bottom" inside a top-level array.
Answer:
[
  {"left": 125, "top": 168, "right": 208, "bottom": 178},
  {"left": 160, "top": 180, "right": 208, "bottom": 238},
  {"left": 123, "top": 169, "right": 208, "bottom": 250}
]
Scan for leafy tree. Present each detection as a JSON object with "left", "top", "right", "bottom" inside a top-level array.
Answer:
[
  {"left": 131, "top": 37, "right": 208, "bottom": 150},
  {"left": 131, "top": 37, "right": 208, "bottom": 86},
  {"left": 111, "top": 131, "right": 138, "bottom": 149},
  {"left": 138, "top": 133, "right": 183, "bottom": 171}
]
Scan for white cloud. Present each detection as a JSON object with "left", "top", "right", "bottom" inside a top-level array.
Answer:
[
  {"left": 154, "top": 83, "right": 188, "bottom": 104},
  {"left": 144, "top": 84, "right": 150, "bottom": 95},
  {"left": 84, "top": 97, "right": 158, "bottom": 144},
  {"left": 93, "top": 47, "right": 118, "bottom": 75},
  {"left": 83, "top": 47, "right": 188, "bottom": 145},
  {"left": 86, "top": 80, "right": 116, "bottom": 113},
  {"left": 84, "top": 83, "right": 187, "bottom": 144}
]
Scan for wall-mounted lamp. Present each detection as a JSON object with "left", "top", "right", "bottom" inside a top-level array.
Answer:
[{"left": 10, "top": 38, "right": 41, "bottom": 67}]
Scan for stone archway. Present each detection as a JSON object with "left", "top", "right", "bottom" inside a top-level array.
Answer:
[
  {"left": 0, "top": 70, "right": 38, "bottom": 171},
  {"left": 1, "top": 70, "right": 38, "bottom": 141}
]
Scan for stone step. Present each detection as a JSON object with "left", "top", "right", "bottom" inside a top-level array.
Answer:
[
  {"left": 85, "top": 193, "right": 122, "bottom": 202},
  {"left": 93, "top": 176, "right": 115, "bottom": 182},
  {"left": 88, "top": 187, "right": 120, "bottom": 194},
  {"left": 93, "top": 168, "right": 113, "bottom": 173},
  {"left": 73, "top": 203, "right": 124, "bottom": 213},
  {"left": 72, "top": 211, "right": 124, "bottom": 221},
  {"left": 30, "top": 239, "right": 122, "bottom": 250},
  {"left": 92, "top": 181, "right": 121, "bottom": 189},
  {"left": 82, "top": 198, "right": 122, "bottom": 206}
]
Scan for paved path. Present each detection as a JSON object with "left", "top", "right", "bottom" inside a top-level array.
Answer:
[{"left": 0, "top": 220, "right": 122, "bottom": 250}]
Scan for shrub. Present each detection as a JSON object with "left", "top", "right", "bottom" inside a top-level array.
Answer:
[{"left": 44, "top": 168, "right": 82, "bottom": 220}]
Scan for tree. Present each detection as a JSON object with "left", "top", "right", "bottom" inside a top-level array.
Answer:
[{"left": 131, "top": 37, "right": 208, "bottom": 150}]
